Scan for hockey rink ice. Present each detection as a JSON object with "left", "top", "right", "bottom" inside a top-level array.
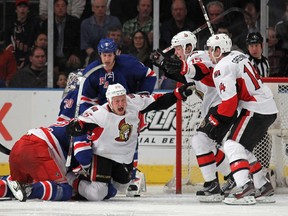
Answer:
[{"left": 1, "top": 185, "right": 288, "bottom": 216}]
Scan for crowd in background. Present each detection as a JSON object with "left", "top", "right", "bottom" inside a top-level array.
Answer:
[{"left": 0, "top": 0, "right": 288, "bottom": 89}]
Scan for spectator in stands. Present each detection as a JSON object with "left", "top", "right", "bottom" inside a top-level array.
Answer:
[
  {"left": 33, "top": 32, "right": 48, "bottom": 51},
  {"left": 39, "top": 0, "right": 86, "bottom": 21},
  {"left": 122, "top": 0, "right": 153, "bottom": 47},
  {"left": 5, "top": 0, "right": 41, "bottom": 69},
  {"left": 197, "top": 1, "right": 224, "bottom": 49},
  {"left": 160, "top": 0, "right": 197, "bottom": 51},
  {"left": 243, "top": 1, "right": 260, "bottom": 33},
  {"left": 215, "top": 22, "right": 243, "bottom": 52},
  {"left": 42, "top": 0, "right": 83, "bottom": 73},
  {"left": 87, "top": 26, "right": 128, "bottom": 64},
  {"left": 0, "top": 31, "right": 17, "bottom": 87},
  {"left": 56, "top": 72, "right": 67, "bottom": 88},
  {"left": 128, "top": 30, "right": 152, "bottom": 68},
  {"left": 10, "top": 47, "right": 47, "bottom": 88},
  {"left": 275, "top": 1, "right": 288, "bottom": 52},
  {"left": 81, "top": 0, "right": 121, "bottom": 64},
  {"left": 106, "top": 26, "right": 128, "bottom": 54},
  {"left": 22, "top": 32, "right": 48, "bottom": 67},
  {"left": 267, "top": 27, "right": 287, "bottom": 77},
  {"left": 245, "top": 32, "right": 270, "bottom": 77},
  {"left": 107, "top": 0, "right": 138, "bottom": 25}
]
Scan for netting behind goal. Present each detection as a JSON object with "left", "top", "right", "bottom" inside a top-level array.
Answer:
[{"left": 165, "top": 78, "right": 288, "bottom": 194}]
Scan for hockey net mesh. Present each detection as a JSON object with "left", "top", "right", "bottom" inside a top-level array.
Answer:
[{"left": 164, "top": 78, "right": 288, "bottom": 193}]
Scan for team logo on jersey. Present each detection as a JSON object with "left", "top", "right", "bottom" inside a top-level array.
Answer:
[
  {"left": 64, "top": 99, "right": 74, "bottom": 109},
  {"left": 219, "top": 82, "right": 226, "bottom": 93},
  {"left": 115, "top": 118, "right": 133, "bottom": 142}
]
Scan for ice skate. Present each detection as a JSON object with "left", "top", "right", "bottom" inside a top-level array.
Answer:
[
  {"left": 126, "top": 169, "right": 146, "bottom": 197},
  {"left": 7, "top": 178, "right": 31, "bottom": 202},
  {"left": 221, "top": 174, "right": 236, "bottom": 197},
  {"left": 196, "top": 179, "right": 224, "bottom": 202},
  {"left": 255, "top": 180, "right": 275, "bottom": 203},
  {"left": 223, "top": 180, "right": 256, "bottom": 205}
]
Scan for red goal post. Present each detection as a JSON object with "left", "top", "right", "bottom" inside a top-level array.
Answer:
[{"left": 168, "top": 77, "right": 288, "bottom": 194}]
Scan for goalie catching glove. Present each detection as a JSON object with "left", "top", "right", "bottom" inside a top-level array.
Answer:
[{"left": 174, "top": 82, "right": 195, "bottom": 100}]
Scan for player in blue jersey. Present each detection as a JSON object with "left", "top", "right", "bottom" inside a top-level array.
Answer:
[
  {"left": 58, "top": 38, "right": 156, "bottom": 196},
  {"left": 3, "top": 120, "right": 117, "bottom": 202}
]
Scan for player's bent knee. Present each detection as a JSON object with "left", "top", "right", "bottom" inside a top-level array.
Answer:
[
  {"left": 79, "top": 180, "right": 108, "bottom": 201},
  {"left": 112, "top": 181, "right": 130, "bottom": 193}
]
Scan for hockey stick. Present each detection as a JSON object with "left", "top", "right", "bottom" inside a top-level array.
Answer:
[
  {"left": 65, "top": 63, "right": 105, "bottom": 168},
  {"left": 0, "top": 143, "right": 11, "bottom": 155},
  {"left": 162, "top": 7, "right": 252, "bottom": 53},
  {"left": 198, "top": 0, "right": 214, "bottom": 35}
]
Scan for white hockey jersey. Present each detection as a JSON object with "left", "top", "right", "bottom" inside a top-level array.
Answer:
[
  {"left": 78, "top": 94, "right": 156, "bottom": 164},
  {"left": 185, "top": 50, "right": 221, "bottom": 116},
  {"left": 212, "top": 51, "right": 278, "bottom": 116}
]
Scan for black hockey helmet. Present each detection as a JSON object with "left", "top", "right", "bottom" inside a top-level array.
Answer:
[{"left": 246, "top": 32, "right": 263, "bottom": 45}]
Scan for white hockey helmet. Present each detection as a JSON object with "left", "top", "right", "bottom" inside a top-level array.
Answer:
[
  {"left": 206, "top": 33, "right": 232, "bottom": 54},
  {"left": 106, "top": 83, "right": 127, "bottom": 102},
  {"left": 171, "top": 31, "right": 197, "bottom": 51}
]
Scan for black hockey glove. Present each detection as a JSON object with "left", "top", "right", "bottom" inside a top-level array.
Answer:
[
  {"left": 174, "top": 82, "right": 195, "bottom": 100},
  {"left": 163, "top": 57, "right": 188, "bottom": 75},
  {"left": 200, "top": 110, "right": 237, "bottom": 143},
  {"left": 150, "top": 49, "right": 169, "bottom": 69},
  {"left": 67, "top": 119, "right": 85, "bottom": 136}
]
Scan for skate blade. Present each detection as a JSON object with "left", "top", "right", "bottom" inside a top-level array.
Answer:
[
  {"left": 223, "top": 196, "right": 256, "bottom": 205},
  {"left": 256, "top": 196, "right": 276, "bottom": 203},
  {"left": 197, "top": 194, "right": 224, "bottom": 203}
]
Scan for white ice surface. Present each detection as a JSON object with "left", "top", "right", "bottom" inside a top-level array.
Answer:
[{"left": 1, "top": 185, "right": 288, "bottom": 216}]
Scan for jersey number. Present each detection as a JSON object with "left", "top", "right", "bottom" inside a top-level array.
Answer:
[{"left": 244, "top": 62, "right": 261, "bottom": 90}]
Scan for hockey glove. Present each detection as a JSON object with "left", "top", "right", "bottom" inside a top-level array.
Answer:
[
  {"left": 67, "top": 119, "right": 85, "bottom": 136},
  {"left": 150, "top": 49, "right": 168, "bottom": 69},
  {"left": 174, "top": 82, "right": 195, "bottom": 100},
  {"left": 163, "top": 57, "right": 188, "bottom": 75},
  {"left": 201, "top": 111, "right": 237, "bottom": 143}
]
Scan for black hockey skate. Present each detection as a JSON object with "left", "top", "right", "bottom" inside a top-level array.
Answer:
[
  {"left": 196, "top": 179, "right": 224, "bottom": 202},
  {"left": 221, "top": 173, "right": 236, "bottom": 197}
]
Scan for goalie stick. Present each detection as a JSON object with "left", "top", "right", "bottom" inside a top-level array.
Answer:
[
  {"left": 65, "top": 63, "right": 105, "bottom": 168},
  {"left": 0, "top": 143, "right": 11, "bottom": 155},
  {"left": 162, "top": 7, "right": 252, "bottom": 54}
]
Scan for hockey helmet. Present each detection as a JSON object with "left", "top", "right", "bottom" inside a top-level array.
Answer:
[
  {"left": 171, "top": 31, "right": 197, "bottom": 51},
  {"left": 106, "top": 83, "right": 127, "bottom": 102},
  {"left": 246, "top": 32, "right": 263, "bottom": 45},
  {"left": 97, "top": 38, "right": 118, "bottom": 54},
  {"left": 206, "top": 33, "right": 232, "bottom": 54}
]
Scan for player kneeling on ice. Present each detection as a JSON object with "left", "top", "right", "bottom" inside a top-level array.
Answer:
[{"left": 66, "top": 83, "right": 194, "bottom": 201}]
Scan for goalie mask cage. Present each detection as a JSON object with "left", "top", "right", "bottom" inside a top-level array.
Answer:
[{"left": 166, "top": 78, "right": 288, "bottom": 194}]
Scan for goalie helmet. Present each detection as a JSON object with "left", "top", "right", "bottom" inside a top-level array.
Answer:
[
  {"left": 206, "top": 33, "right": 232, "bottom": 54},
  {"left": 171, "top": 31, "right": 197, "bottom": 51},
  {"left": 98, "top": 38, "right": 118, "bottom": 54},
  {"left": 106, "top": 83, "right": 127, "bottom": 101}
]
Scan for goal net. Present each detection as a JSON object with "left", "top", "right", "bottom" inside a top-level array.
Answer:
[{"left": 164, "top": 78, "right": 288, "bottom": 193}]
